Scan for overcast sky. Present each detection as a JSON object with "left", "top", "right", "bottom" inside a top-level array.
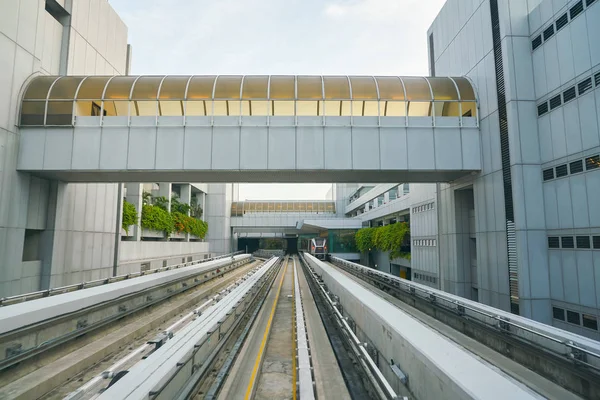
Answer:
[{"left": 109, "top": 0, "right": 446, "bottom": 200}]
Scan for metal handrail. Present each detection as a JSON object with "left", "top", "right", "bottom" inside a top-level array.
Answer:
[
  {"left": 0, "top": 251, "right": 245, "bottom": 307},
  {"left": 329, "top": 256, "right": 600, "bottom": 373}
]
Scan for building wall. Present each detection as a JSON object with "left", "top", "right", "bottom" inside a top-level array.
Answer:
[
  {"left": 424, "top": 0, "right": 600, "bottom": 337},
  {"left": 0, "top": 0, "right": 128, "bottom": 296},
  {"left": 206, "top": 183, "right": 234, "bottom": 254}
]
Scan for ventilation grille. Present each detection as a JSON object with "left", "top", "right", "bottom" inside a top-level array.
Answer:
[
  {"left": 556, "top": 13, "right": 569, "bottom": 30},
  {"left": 532, "top": 35, "right": 542, "bottom": 50},
  {"left": 537, "top": 102, "right": 549, "bottom": 116},
  {"left": 593, "top": 236, "right": 600, "bottom": 249},
  {"left": 587, "top": 0, "right": 597, "bottom": 6},
  {"left": 569, "top": 160, "right": 584, "bottom": 174},
  {"left": 549, "top": 94, "right": 562, "bottom": 109},
  {"left": 563, "top": 86, "right": 576, "bottom": 103},
  {"left": 570, "top": 1, "right": 584, "bottom": 19},
  {"left": 562, "top": 236, "right": 575, "bottom": 248},
  {"left": 543, "top": 25, "right": 555, "bottom": 40},
  {"left": 576, "top": 236, "right": 591, "bottom": 249},
  {"left": 543, "top": 168, "right": 555, "bottom": 181},
  {"left": 548, "top": 237, "right": 560, "bottom": 248},
  {"left": 578, "top": 77, "right": 593, "bottom": 95},
  {"left": 595, "top": 72, "right": 600, "bottom": 87},
  {"left": 586, "top": 155, "right": 600, "bottom": 170},
  {"left": 555, "top": 164, "right": 568, "bottom": 177}
]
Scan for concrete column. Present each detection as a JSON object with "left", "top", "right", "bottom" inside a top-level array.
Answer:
[
  {"left": 180, "top": 184, "right": 192, "bottom": 242},
  {"left": 202, "top": 192, "right": 206, "bottom": 222},
  {"left": 125, "top": 183, "right": 143, "bottom": 241},
  {"left": 157, "top": 183, "right": 172, "bottom": 212}
]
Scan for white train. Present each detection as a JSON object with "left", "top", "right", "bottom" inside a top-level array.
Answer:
[{"left": 308, "top": 238, "right": 327, "bottom": 260}]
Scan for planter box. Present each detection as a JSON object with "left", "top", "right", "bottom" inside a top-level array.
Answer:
[
  {"left": 141, "top": 229, "right": 165, "bottom": 239},
  {"left": 121, "top": 227, "right": 135, "bottom": 237},
  {"left": 171, "top": 231, "right": 187, "bottom": 240}
]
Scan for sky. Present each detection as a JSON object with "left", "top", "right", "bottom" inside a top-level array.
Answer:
[{"left": 109, "top": 0, "right": 446, "bottom": 200}]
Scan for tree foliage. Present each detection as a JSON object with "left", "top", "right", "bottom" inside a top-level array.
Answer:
[
  {"left": 171, "top": 195, "right": 192, "bottom": 215},
  {"left": 121, "top": 200, "right": 138, "bottom": 234},
  {"left": 172, "top": 211, "right": 208, "bottom": 238},
  {"left": 355, "top": 222, "right": 411, "bottom": 260}
]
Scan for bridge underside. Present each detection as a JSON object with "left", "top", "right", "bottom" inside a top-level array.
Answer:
[
  {"left": 26, "top": 169, "right": 471, "bottom": 183},
  {"left": 18, "top": 122, "right": 480, "bottom": 183}
]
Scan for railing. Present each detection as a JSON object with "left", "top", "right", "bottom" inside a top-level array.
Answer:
[
  {"left": 329, "top": 256, "right": 600, "bottom": 374},
  {"left": 0, "top": 251, "right": 245, "bottom": 307}
]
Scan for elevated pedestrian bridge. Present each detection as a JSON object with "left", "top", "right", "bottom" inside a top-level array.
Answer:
[{"left": 18, "top": 75, "right": 480, "bottom": 183}]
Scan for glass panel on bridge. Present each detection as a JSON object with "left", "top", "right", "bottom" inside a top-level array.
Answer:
[{"left": 20, "top": 75, "right": 476, "bottom": 124}]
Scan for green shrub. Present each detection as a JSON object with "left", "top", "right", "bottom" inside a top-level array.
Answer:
[
  {"left": 153, "top": 196, "right": 170, "bottom": 211},
  {"left": 172, "top": 211, "right": 208, "bottom": 239},
  {"left": 122, "top": 200, "right": 138, "bottom": 234},
  {"left": 355, "top": 222, "right": 410, "bottom": 260},
  {"left": 171, "top": 196, "right": 192, "bottom": 215},
  {"left": 141, "top": 204, "right": 174, "bottom": 235}
]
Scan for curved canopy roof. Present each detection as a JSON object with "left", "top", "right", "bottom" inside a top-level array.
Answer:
[
  {"left": 23, "top": 75, "right": 476, "bottom": 102},
  {"left": 20, "top": 75, "right": 478, "bottom": 125}
]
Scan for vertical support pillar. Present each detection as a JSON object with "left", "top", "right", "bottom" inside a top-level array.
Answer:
[
  {"left": 180, "top": 184, "right": 192, "bottom": 242},
  {"left": 157, "top": 183, "right": 172, "bottom": 212},
  {"left": 125, "top": 183, "right": 143, "bottom": 241}
]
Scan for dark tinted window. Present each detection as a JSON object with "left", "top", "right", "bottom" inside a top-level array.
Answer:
[
  {"left": 583, "top": 314, "right": 598, "bottom": 331},
  {"left": 576, "top": 236, "right": 590, "bottom": 249},
  {"left": 548, "top": 237, "right": 560, "bottom": 248},
  {"left": 555, "top": 164, "right": 568, "bottom": 177},
  {"left": 569, "top": 160, "right": 583, "bottom": 174},
  {"left": 553, "top": 307, "right": 565, "bottom": 320},
  {"left": 561, "top": 236, "right": 574, "bottom": 248},
  {"left": 569, "top": 1, "right": 584, "bottom": 19},
  {"left": 586, "top": 155, "right": 599, "bottom": 170},
  {"left": 567, "top": 310, "right": 580, "bottom": 325},
  {"left": 556, "top": 13, "right": 569, "bottom": 31}
]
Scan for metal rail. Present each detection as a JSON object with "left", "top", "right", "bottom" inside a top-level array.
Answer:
[
  {"left": 0, "top": 251, "right": 245, "bottom": 307},
  {"left": 293, "top": 257, "right": 316, "bottom": 400},
  {"left": 299, "top": 253, "right": 399, "bottom": 400},
  {"left": 97, "top": 257, "right": 281, "bottom": 399},
  {"left": 0, "top": 255, "right": 251, "bottom": 371},
  {"left": 329, "top": 256, "right": 600, "bottom": 374}
]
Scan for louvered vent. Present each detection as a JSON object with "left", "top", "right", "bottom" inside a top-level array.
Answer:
[
  {"left": 595, "top": 72, "right": 600, "bottom": 86},
  {"left": 561, "top": 236, "right": 575, "bottom": 248},
  {"left": 587, "top": 0, "right": 597, "bottom": 6},
  {"left": 555, "top": 164, "right": 568, "bottom": 177},
  {"left": 549, "top": 94, "right": 562, "bottom": 109},
  {"left": 543, "top": 168, "right": 554, "bottom": 181},
  {"left": 570, "top": 1, "right": 584, "bottom": 19},
  {"left": 576, "top": 236, "right": 591, "bottom": 249},
  {"left": 556, "top": 13, "right": 569, "bottom": 30},
  {"left": 548, "top": 237, "right": 560, "bottom": 248},
  {"left": 593, "top": 236, "right": 600, "bottom": 249},
  {"left": 543, "top": 25, "right": 555, "bottom": 40},
  {"left": 563, "top": 86, "right": 576, "bottom": 103},
  {"left": 532, "top": 35, "right": 542, "bottom": 50},
  {"left": 578, "top": 77, "right": 593, "bottom": 95},
  {"left": 491, "top": 0, "right": 518, "bottom": 314},
  {"left": 586, "top": 155, "right": 599, "bottom": 170},
  {"left": 569, "top": 160, "right": 584, "bottom": 174},
  {"left": 537, "top": 102, "right": 548, "bottom": 116}
]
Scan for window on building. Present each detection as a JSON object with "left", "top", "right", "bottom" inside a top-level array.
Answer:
[
  {"left": 549, "top": 94, "right": 562, "bottom": 110},
  {"left": 567, "top": 310, "right": 581, "bottom": 325},
  {"left": 532, "top": 35, "right": 542, "bottom": 50},
  {"left": 555, "top": 13, "right": 569, "bottom": 31},
  {"left": 555, "top": 164, "right": 568, "bottom": 177},
  {"left": 582, "top": 314, "right": 598, "bottom": 331},
  {"left": 552, "top": 307, "right": 565, "bottom": 321},
  {"left": 578, "top": 78, "right": 593, "bottom": 95},
  {"left": 543, "top": 168, "right": 555, "bottom": 181},
  {"left": 561, "top": 236, "right": 574, "bottom": 248},
  {"left": 569, "top": 1, "right": 584, "bottom": 19},
  {"left": 537, "top": 102, "right": 548, "bottom": 116},
  {"left": 576, "top": 236, "right": 591, "bottom": 249},
  {"left": 585, "top": 155, "right": 599, "bottom": 170},
  {"left": 548, "top": 237, "right": 560, "bottom": 248},
  {"left": 563, "top": 86, "right": 576, "bottom": 103},
  {"left": 569, "top": 160, "right": 584, "bottom": 174},
  {"left": 543, "top": 25, "right": 555, "bottom": 40}
]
